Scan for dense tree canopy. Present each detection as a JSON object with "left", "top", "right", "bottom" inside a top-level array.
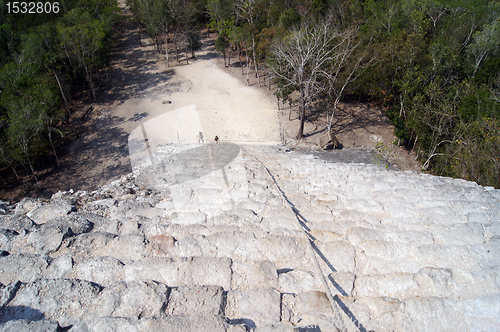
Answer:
[{"left": 0, "top": 0, "right": 118, "bottom": 187}]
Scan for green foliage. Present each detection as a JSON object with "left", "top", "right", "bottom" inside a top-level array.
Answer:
[
  {"left": 279, "top": 8, "right": 301, "bottom": 29},
  {"left": 0, "top": 0, "right": 117, "bottom": 187}
]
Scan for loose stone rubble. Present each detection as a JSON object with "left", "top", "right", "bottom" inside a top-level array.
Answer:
[{"left": 1, "top": 144, "right": 499, "bottom": 331}]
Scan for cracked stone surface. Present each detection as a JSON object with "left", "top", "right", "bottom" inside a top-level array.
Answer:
[{"left": 1, "top": 143, "right": 499, "bottom": 331}]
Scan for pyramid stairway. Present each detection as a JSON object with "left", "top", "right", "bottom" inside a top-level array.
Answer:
[{"left": 1, "top": 143, "right": 499, "bottom": 331}]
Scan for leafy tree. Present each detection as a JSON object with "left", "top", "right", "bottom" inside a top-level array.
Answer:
[
  {"left": 57, "top": 8, "right": 111, "bottom": 100},
  {"left": 215, "top": 30, "right": 230, "bottom": 66}
]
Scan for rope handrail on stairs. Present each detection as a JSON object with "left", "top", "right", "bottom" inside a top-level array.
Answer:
[{"left": 241, "top": 146, "right": 348, "bottom": 332}]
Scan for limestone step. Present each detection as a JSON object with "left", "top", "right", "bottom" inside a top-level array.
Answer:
[{"left": 1, "top": 143, "right": 500, "bottom": 331}]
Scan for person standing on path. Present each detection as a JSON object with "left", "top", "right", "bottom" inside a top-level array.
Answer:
[{"left": 197, "top": 132, "right": 205, "bottom": 144}]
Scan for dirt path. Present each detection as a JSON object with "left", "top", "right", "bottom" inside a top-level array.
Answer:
[{"left": 0, "top": 5, "right": 279, "bottom": 202}]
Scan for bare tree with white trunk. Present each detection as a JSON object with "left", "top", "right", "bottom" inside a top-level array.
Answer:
[
  {"left": 268, "top": 22, "right": 338, "bottom": 139},
  {"left": 269, "top": 22, "right": 375, "bottom": 140}
]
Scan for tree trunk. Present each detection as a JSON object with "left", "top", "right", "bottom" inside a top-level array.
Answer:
[
  {"left": 52, "top": 69, "right": 70, "bottom": 119},
  {"left": 83, "top": 63, "right": 96, "bottom": 100},
  {"left": 22, "top": 145, "right": 40, "bottom": 189},
  {"left": 47, "top": 120, "right": 60, "bottom": 168},
  {"left": 252, "top": 36, "right": 260, "bottom": 87},
  {"left": 245, "top": 44, "right": 250, "bottom": 85},
  {"left": 296, "top": 86, "right": 306, "bottom": 139},
  {"left": 164, "top": 32, "right": 169, "bottom": 67},
  {"left": 174, "top": 31, "right": 179, "bottom": 62},
  {"left": 239, "top": 44, "right": 243, "bottom": 75}
]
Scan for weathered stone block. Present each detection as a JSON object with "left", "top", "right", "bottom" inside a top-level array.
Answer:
[
  {"left": 231, "top": 260, "right": 278, "bottom": 290},
  {"left": 281, "top": 291, "right": 340, "bottom": 331},
  {"left": 124, "top": 257, "right": 179, "bottom": 285},
  {"left": 139, "top": 314, "right": 231, "bottom": 332},
  {"left": 69, "top": 256, "right": 125, "bottom": 287},
  {"left": 0, "top": 215, "right": 35, "bottom": 232},
  {"left": 226, "top": 288, "right": 281, "bottom": 327},
  {"left": 278, "top": 269, "right": 322, "bottom": 293},
  {"left": 179, "top": 256, "right": 232, "bottom": 290},
  {"left": 0, "top": 319, "right": 60, "bottom": 332},
  {"left": 95, "top": 280, "right": 169, "bottom": 318},
  {"left": 45, "top": 253, "right": 73, "bottom": 279},
  {"left": 432, "top": 222, "right": 485, "bottom": 245},
  {"left": 27, "top": 202, "right": 74, "bottom": 225},
  {"left": 313, "top": 240, "right": 355, "bottom": 273},
  {"left": 14, "top": 198, "right": 43, "bottom": 215},
  {"left": 328, "top": 272, "right": 355, "bottom": 297},
  {"left": 5, "top": 278, "right": 102, "bottom": 327},
  {"left": 0, "top": 253, "right": 50, "bottom": 284},
  {"left": 166, "top": 284, "right": 224, "bottom": 315}
]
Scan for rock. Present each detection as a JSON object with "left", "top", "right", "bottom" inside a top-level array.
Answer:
[
  {"left": 231, "top": 260, "right": 278, "bottom": 290},
  {"left": 124, "top": 257, "right": 180, "bottom": 285},
  {"left": 432, "top": 222, "right": 485, "bottom": 245},
  {"left": 14, "top": 198, "right": 43, "bottom": 215},
  {"left": 313, "top": 240, "right": 356, "bottom": 273},
  {"left": 179, "top": 256, "right": 233, "bottom": 290},
  {"left": 226, "top": 288, "right": 281, "bottom": 327},
  {"left": 72, "top": 212, "right": 119, "bottom": 234},
  {"left": 95, "top": 280, "right": 169, "bottom": 318},
  {"left": 65, "top": 232, "right": 117, "bottom": 258},
  {"left": 45, "top": 253, "right": 73, "bottom": 279},
  {"left": 70, "top": 256, "right": 124, "bottom": 287},
  {"left": 0, "top": 253, "right": 50, "bottom": 284},
  {"left": 80, "top": 198, "right": 117, "bottom": 217},
  {"left": 166, "top": 285, "right": 224, "bottom": 315},
  {"left": 0, "top": 280, "right": 21, "bottom": 307},
  {"left": 0, "top": 229, "right": 19, "bottom": 252},
  {"left": 396, "top": 297, "right": 467, "bottom": 331},
  {"left": 254, "top": 323, "right": 297, "bottom": 332},
  {"left": 4, "top": 278, "right": 102, "bottom": 327},
  {"left": 26, "top": 225, "right": 66, "bottom": 254},
  {"left": 104, "top": 234, "right": 149, "bottom": 262},
  {"left": 281, "top": 292, "right": 340, "bottom": 331},
  {"left": 147, "top": 234, "right": 175, "bottom": 255},
  {"left": 0, "top": 215, "right": 35, "bottom": 232},
  {"left": 45, "top": 214, "right": 94, "bottom": 235},
  {"left": 0, "top": 319, "right": 60, "bottom": 332},
  {"left": 328, "top": 272, "right": 355, "bottom": 297},
  {"left": 139, "top": 314, "right": 233, "bottom": 332},
  {"left": 278, "top": 269, "right": 323, "bottom": 293},
  {"left": 26, "top": 202, "right": 74, "bottom": 225},
  {"left": 69, "top": 317, "right": 139, "bottom": 332}
]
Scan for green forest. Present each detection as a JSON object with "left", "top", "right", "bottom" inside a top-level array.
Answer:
[
  {"left": 1, "top": 0, "right": 500, "bottom": 191},
  {"left": 0, "top": 0, "right": 120, "bottom": 188}
]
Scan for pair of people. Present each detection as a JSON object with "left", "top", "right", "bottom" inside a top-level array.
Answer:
[{"left": 197, "top": 132, "right": 219, "bottom": 144}]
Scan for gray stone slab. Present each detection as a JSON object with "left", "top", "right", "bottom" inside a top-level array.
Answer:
[
  {"left": 231, "top": 260, "right": 278, "bottom": 290},
  {"left": 27, "top": 202, "right": 74, "bottom": 225},
  {"left": 0, "top": 253, "right": 50, "bottom": 284},
  {"left": 166, "top": 284, "right": 224, "bottom": 315},
  {"left": 69, "top": 256, "right": 125, "bottom": 287},
  {"left": 5, "top": 278, "right": 102, "bottom": 327},
  {"left": 0, "top": 319, "right": 60, "bottom": 332},
  {"left": 95, "top": 280, "right": 169, "bottom": 318},
  {"left": 226, "top": 288, "right": 281, "bottom": 327}
]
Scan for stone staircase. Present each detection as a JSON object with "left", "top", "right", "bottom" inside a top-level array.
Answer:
[{"left": 1, "top": 143, "right": 499, "bottom": 331}]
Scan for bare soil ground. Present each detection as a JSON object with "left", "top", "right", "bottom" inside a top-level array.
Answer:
[{"left": 0, "top": 4, "right": 420, "bottom": 203}]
